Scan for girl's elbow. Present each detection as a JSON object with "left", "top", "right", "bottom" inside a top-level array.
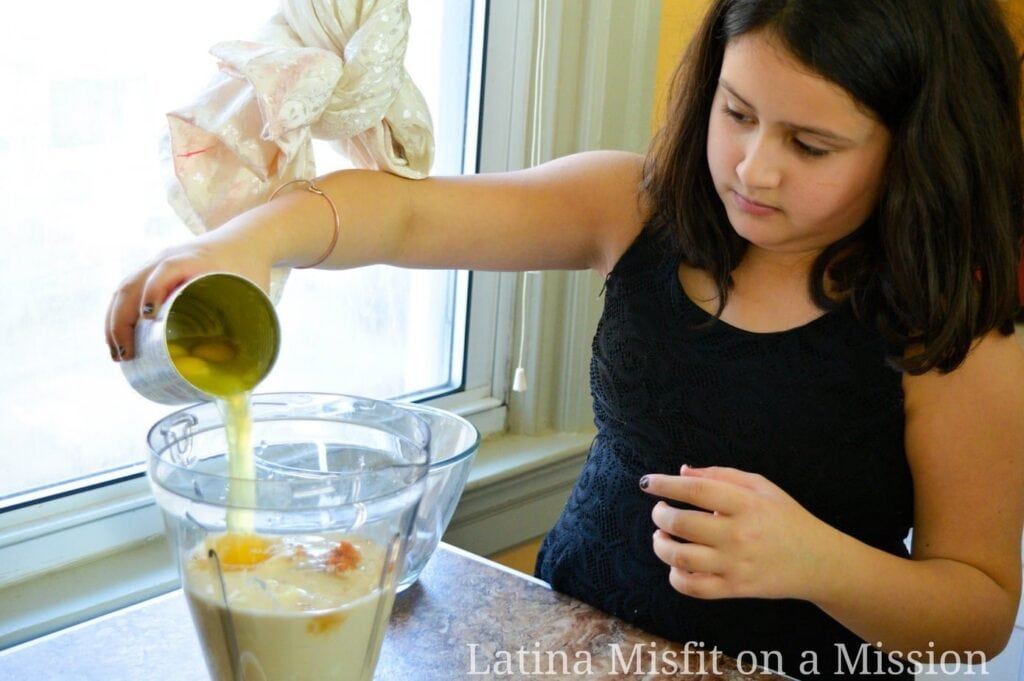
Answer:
[{"left": 972, "top": 600, "right": 1018, "bottom": 660}]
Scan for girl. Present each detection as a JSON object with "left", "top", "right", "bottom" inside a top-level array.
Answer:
[{"left": 107, "top": 1, "right": 1024, "bottom": 677}]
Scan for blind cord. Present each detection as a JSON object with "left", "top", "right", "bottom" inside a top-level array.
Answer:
[{"left": 513, "top": 0, "right": 548, "bottom": 393}]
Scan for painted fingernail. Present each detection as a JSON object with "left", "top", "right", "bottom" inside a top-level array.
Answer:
[
  {"left": 110, "top": 347, "right": 119, "bottom": 360},
  {"left": 639, "top": 476, "right": 650, "bottom": 490},
  {"left": 117, "top": 345, "right": 127, "bottom": 358},
  {"left": 141, "top": 303, "right": 155, "bottom": 316}
]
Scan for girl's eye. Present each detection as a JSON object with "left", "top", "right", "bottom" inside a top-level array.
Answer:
[
  {"left": 721, "top": 105, "right": 752, "bottom": 124},
  {"left": 794, "top": 139, "right": 830, "bottom": 158},
  {"left": 720, "top": 103, "right": 831, "bottom": 158}
]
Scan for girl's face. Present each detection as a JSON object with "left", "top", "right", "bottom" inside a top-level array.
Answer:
[{"left": 706, "top": 31, "right": 891, "bottom": 259}]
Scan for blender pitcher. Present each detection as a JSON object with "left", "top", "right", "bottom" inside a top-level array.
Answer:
[{"left": 148, "top": 393, "right": 431, "bottom": 681}]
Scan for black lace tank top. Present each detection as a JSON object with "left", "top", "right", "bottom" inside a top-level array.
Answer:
[{"left": 535, "top": 226, "right": 914, "bottom": 680}]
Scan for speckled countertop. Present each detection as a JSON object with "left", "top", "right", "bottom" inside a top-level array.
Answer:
[{"left": 0, "top": 543, "right": 787, "bottom": 681}]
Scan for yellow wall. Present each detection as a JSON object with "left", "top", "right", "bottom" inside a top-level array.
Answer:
[
  {"left": 1003, "top": 0, "right": 1024, "bottom": 41},
  {"left": 489, "top": 538, "right": 544, "bottom": 574},
  {"left": 1001, "top": 0, "right": 1024, "bottom": 130},
  {"left": 652, "top": 1, "right": 711, "bottom": 131}
]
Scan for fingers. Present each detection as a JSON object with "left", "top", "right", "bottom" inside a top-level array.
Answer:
[
  {"left": 139, "top": 260, "right": 193, "bottom": 322},
  {"left": 651, "top": 529, "right": 730, "bottom": 599},
  {"left": 668, "top": 567, "right": 727, "bottom": 599},
  {"left": 651, "top": 501, "right": 719, "bottom": 545},
  {"left": 680, "top": 465, "right": 769, "bottom": 492},
  {"left": 652, "top": 528, "right": 720, "bottom": 573},
  {"left": 105, "top": 257, "right": 193, "bottom": 362},
  {"left": 640, "top": 471, "right": 746, "bottom": 515},
  {"left": 106, "top": 276, "right": 142, "bottom": 362}
]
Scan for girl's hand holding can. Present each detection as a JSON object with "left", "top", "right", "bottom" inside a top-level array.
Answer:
[{"left": 105, "top": 224, "right": 274, "bottom": 363}]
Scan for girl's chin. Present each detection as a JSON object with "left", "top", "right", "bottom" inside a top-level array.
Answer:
[
  {"left": 727, "top": 220, "right": 821, "bottom": 257},
  {"left": 727, "top": 212, "right": 784, "bottom": 245}
]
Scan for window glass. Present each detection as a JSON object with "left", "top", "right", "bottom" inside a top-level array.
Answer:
[{"left": 0, "top": 0, "right": 474, "bottom": 504}]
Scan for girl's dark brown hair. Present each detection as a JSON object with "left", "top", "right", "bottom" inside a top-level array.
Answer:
[{"left": 643, "top": 0, "right": 1023, "bottom": 374}]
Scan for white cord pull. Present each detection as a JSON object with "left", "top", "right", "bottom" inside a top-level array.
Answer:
[
  {"left": 512, "top": 366, "right": 528, "bottom": 392},
  {"left": 513, "top": 271, "right": 532, "bottom": 393},
  {"left": 512, "top": 0, "right": 549, "bottom": 397}
]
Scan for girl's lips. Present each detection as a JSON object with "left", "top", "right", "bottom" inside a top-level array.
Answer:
[{"left": 731, "top": 191, "right": 779, "bottom": 216}]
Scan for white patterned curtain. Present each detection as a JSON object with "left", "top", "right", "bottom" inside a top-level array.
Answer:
[{"left": 162, "top": 0, "right": 434, "bottom": 299}]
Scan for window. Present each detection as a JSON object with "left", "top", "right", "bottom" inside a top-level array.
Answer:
[
  {"left": 0, "top": 0, "right": 662, "bottom": 649},
  {"left": 0, "top": 0, "right": 484, "bottom": 508}
]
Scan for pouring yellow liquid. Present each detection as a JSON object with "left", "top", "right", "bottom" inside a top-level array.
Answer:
[
  {"left": 164, "top": 330, "right": 399, "bottom": 681},
  {"left": 170, "top": 337, "right": 259, "bottom": 534}
]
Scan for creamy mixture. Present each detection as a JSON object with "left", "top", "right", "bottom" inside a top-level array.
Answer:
[{"left": 184, "top": 533, "right": 394, "bottom": 681}]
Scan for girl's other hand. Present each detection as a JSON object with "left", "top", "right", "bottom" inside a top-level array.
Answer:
[
  {"left": 105, "top": 229, "right": 273, "bottom": 362},
  {"left": 640, "top": 465, "right": 841, "bottom": 603}
]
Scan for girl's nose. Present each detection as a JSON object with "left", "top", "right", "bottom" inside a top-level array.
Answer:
[{"left": 736, "top": 134, "right": 782, "bottom": 189}]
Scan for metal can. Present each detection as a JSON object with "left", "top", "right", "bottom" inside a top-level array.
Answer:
[{"left": 122, "top": 272, "right": 281, "bottom": 404}]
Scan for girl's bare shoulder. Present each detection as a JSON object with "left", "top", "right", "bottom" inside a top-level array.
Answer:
[
  {"left": 552, "top": 150, "right": 649, "bottom": 276},
  {"left": 903, "top": 328, "right": 1024, "bottom": 409},
  {"left": 902, "top": 328, "right": 1024, "bottom": 469}
]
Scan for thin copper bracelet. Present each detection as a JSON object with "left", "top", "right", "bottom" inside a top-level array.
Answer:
[{"left": 268, "top": 178, "right": 341, "bottom": 269}]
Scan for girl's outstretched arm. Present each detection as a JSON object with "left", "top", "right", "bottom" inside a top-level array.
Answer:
[{"left": 105, "top": 150, "right": 646, "bottom": 360}]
